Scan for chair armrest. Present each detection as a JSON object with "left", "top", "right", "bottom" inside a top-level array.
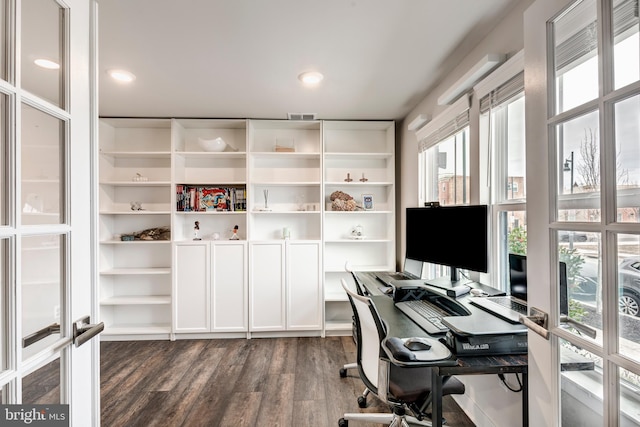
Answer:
[{"left": 382, "top": 337, "right": 458, "bottom": 368}]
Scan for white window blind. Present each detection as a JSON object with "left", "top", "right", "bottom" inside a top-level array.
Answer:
[
  {"left": 416, "top": 94, "right": 470, "bottom": 153},
  {"left": 479, "top": 71, "right": 525, "bottom": 114},
  {"left": 555, "top": 0, "right": 638, "bottom": 72}
]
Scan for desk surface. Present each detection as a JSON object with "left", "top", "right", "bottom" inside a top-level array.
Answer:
[
  {"left": 360, "top": 274, "right": 594, "bottom": 373},
  {"left": 355, "top": 272, "right": 528, "bottom": 336},
  {"left": 371, "top": 294, "right": 529, "bottom": 374}
]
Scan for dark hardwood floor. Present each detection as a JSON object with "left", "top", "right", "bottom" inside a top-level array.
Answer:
[{"left": 100, "top": 337, "right": 475, "bottom": 427}]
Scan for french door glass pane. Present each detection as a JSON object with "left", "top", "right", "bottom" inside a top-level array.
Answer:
[
  {"left": 553, "top": 0, "right": 598, "bottom": 114},
  {"left": 0, "top": 238, "right": 6, "bottom": 372},
  {"left": 560, "top": 338, "right": 603, "bottom": 426},
  {"left": 619, "top": 366, "right": 640, "bottom": 424},
  {"left": 617, "top": 233, "right": 640, "bottom": 362},
  {"left": 22, "top": 358, "right": 60, "bottom": 404},
  {"left": 0, "top": 92, "right": 6, "bottom": 226},
  {"left": 0, "top": 0, "right": 5, "bottom": 82},
  {"left": 21, "top": 234, "right": 61, "bottom": 360},
  {"left": 556, "top": 110, "right": 601, "bottom": 222},
  {"left": 559, "top": 230, "right": 602, "bottom": 341},
  {"left": 21, "top": 0, "right": 63, "bottom": 108},
  {"left": 613, "top": 0, "right": 639, "bottom": 90},
  {"left": 614, "top": 94, "right": 640, "bottom": 223},
  {"left": 21, "top": 104, "right": 64, "bottom": 225}
]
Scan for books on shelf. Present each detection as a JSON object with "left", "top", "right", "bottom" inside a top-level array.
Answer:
[{"left": 176, "top": 185, "right": 246, "bottom": 212}]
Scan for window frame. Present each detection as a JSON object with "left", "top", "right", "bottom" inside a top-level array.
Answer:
[{"left": 476, "top": 51, "right": 526, "bottom": 292}]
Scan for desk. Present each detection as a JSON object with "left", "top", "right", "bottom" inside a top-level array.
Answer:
[
  {"left": 371, "top": 295, "right": 529, "bottom": 427},
  {"left": 352, "top": 272, "right": 593, "bottom": 427}
]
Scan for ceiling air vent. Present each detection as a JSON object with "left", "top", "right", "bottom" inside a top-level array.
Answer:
[{"left": 287, "top": 113, "right": 317, "bottom": 121}]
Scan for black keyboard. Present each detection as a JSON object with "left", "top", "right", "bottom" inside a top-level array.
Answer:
[
  {"left": 395, "top": 300, "right": 449, "bottom": 334},
  {"left": 491, "top": 297, "right": 527, "bottom": 314}
]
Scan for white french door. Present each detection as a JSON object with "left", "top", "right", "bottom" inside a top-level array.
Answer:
[
  {"left": 525, "top": 0, "right": 640, "bottom": 425},
  {"left": 0, "top": 0, "right": 99, "bottom": 425}
]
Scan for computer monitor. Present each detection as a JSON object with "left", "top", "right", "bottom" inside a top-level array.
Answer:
[
  {"left": 508, "top": 253, "right": 528, "bottom": 301},
  {"left": 403, "top": 257, "right": 424, "bottom": 279},
  {"left": 405, "top": 205, "right": 488, "bottom": 287},
  {"left": 508, "top": 253, "right": 569, "bottom": 315}
]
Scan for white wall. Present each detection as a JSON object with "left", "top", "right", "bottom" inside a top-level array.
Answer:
[{"left": 397, "top": 0, "right": 534, "bottom": 426}]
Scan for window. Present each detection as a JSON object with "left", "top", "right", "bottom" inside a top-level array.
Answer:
[
  {"left": 417, "top": 95, "right": 471, "bottom": 207},
  {"left": 478, "top": 60, "right": 526, "bottom": 291}
]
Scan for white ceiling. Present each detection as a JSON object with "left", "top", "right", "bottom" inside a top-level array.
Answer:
[{"left": 98, "top": 0, "right": 521, "bottom": 121}]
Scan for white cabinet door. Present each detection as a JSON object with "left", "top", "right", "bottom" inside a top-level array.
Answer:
[
  {"left": 211, "top": 241, "right": 247, "bottom": 332},
  {"left": 249, "top": 242, "right": 286, "bottom": 331},
  {"left": 287, "top": 241, "right": 322, "bottom": 330},
  {"left": 174, "top": 242, "right": 210, "bottom": 332}
]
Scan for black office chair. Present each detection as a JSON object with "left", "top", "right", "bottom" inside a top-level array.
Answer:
[
  {"left": 339, "top": 270, "right": 371, "bottom": 408},
  {"left": 339, "top": 279, "right": 465, "bottom": 427}
]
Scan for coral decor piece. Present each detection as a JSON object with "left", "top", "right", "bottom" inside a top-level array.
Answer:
[
  {"left": 330, "top": 190, "right": 357, "bottom": 211},
  {"left": 130, "top": 226, "right": 171, "bottom": 241}
]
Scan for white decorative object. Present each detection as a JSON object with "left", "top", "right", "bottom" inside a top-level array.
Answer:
[
  {"left": 198, "top": 137, "right": 227, "bottom": 152},
  {"left": 350, "top": 225, "right": 365, "bottom": 240}
]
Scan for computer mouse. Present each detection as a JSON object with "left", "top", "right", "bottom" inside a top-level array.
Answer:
[
  {"left": 403, "top": 337, "right": 432, "bottom": 351},
  {"left": 383, "top": 286, "right": 395, "bottom": 295},
  {"left": 470, "top": 288, "right": 486, "bottom": 297}
]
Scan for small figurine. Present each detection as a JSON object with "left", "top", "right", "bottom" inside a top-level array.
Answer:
[
  {"left": 230, "top": 225, "right": 240, "bottom": 240},
  {"left": 344, "top": 173, "right": 353, "bottom": 182},
  {"left": 359, "top": 173, "right": 368, "bottom": 182},
  {"left": 193, "top": 221, "right": 201, "bottom": 240}
]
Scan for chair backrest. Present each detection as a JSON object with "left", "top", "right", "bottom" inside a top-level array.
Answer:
[{"left": 341, "top": 278, "right": 387, "bottom": 393}]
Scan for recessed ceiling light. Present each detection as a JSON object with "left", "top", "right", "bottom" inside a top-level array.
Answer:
[
  {"left": 34, "top": 58, "right": 60, "bottom": 69},
  {"left": 298, "top": 71, "right": 324, "bottom": 86},
  {"left": 108, "top": 69, "right": 136, "bottom": 83}
]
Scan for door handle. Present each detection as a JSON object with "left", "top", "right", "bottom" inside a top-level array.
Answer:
[
  {"left": 519, "top": 307, "right": 597, "bottom": 340},
  {"left": 22, "top": 323, "right": 61, "bottom": 348},
  {"left": 559, "top": 315, "right": 597, "bottom": 339},
  {"left": 519, "top": 307, "right": 549, "bottom": 339},
  {"left": 73, "top": 316, "right": 104, "bottom": 347}
]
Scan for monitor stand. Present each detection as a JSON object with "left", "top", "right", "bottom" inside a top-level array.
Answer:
[{"left": 424, "top": 267, "right": 472, "bottom": 290}]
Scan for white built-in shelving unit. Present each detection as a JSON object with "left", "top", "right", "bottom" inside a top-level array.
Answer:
[
  {"left": 98, "top": 117, "right": 394, "bottom": 340},
  {"left": 247, "top": 120, "right": 323, "bottom": 335},
  {"left": 322, "top": 120, "right": 396, "bottom": 334},
  {"left": 98, "top": 118, "right": 173, "bottom": 338}
]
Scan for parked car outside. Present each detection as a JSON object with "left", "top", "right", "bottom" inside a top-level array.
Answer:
[
  {"left": 559, "top": 231, "right": 589, "bottom": 242},
  {"left": 572, "top": 256, "right": 640, "bottom": 317},
  {"left": 618, "top": 257, "right": 640, "bottom": 317}
]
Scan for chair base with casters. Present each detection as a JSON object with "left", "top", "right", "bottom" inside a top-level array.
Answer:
[{"left": 339, "top": 405, "right": 434, "bottom": 427}]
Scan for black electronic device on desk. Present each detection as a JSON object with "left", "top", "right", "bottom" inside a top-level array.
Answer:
[
  {"left": 354, "top": 257, "right": 425, "bottom": 296},
  {"left": 442, "top": 300, "right": 528, "bottom": 356},
  {"left": 470, "top": 253, "right": 569, "bottom": 324},
  {"left": 406, "top": 205, "right": 488, "bottom": 289},
  {"left": 392, "top": 285, "right": 471, "bottom": 334}
]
